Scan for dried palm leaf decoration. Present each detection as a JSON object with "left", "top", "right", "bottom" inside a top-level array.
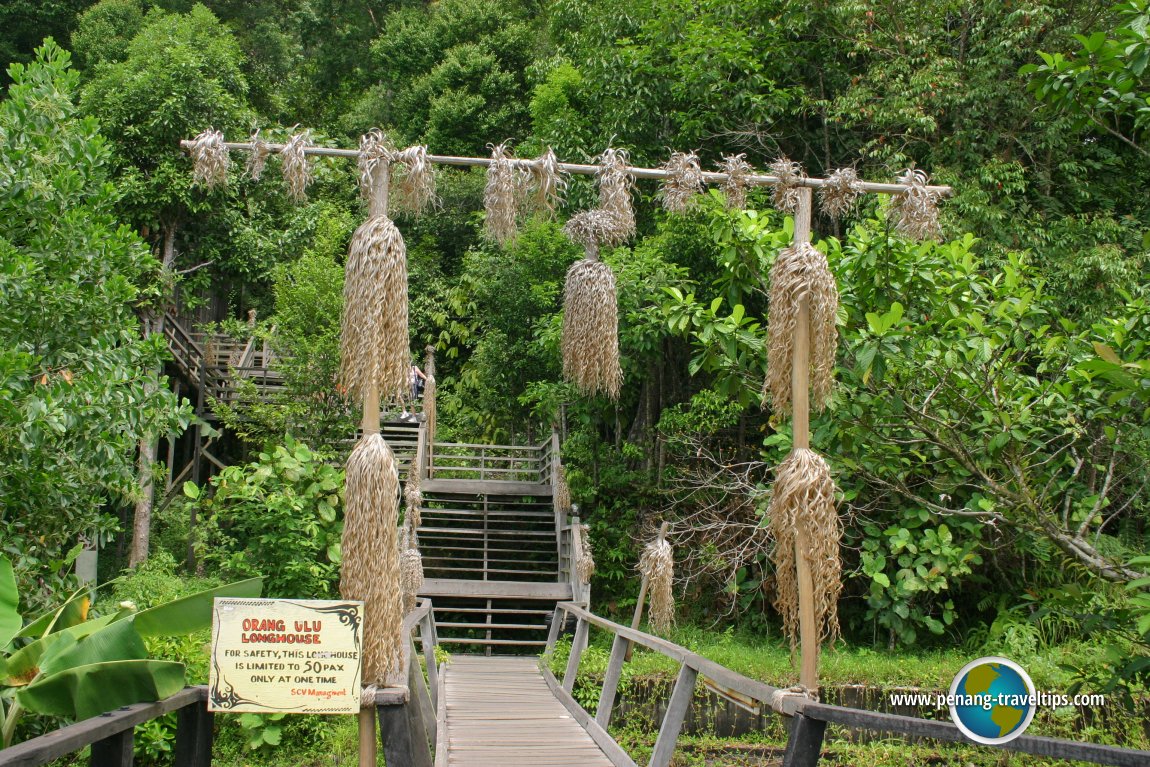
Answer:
[
  {"left": 553, "top": 463, "right": 571, "bottom": 514},
  {"left": 484, "top": 143, "right": 520, "bottom": 245},
  {"left": 399, "top": 519, "right": 424, "bottom": 615},
  {"left": 763, "top": 242, "right": 839, "bottom": 414},
  {"left": 404, "top": 462, "right": 422, "bottom": 531},
  {"left": 338, "top": 143, "right": 410, "bottom": 405},
  {"left": 720, "top": 154, "right": 753, "bottom": 210},
  {"left": 281, "top": 129, "right": 314, "bottom": 204},
  {"left": 767, "top": 447, "right": 842, "bottom": 649},
  {"left": 892, "top": 168, "right": 942, "bottom": 240},
  {"left": 357, "top": 129, "right": 393, "bottom": 200},
  {"left": 596, "top": 147, "right": 636, "bottom": 242},
  {"left": 819, "top": 167, "right": 863, "bottom": 220},
  {"left": 576, "top": 524, "right": 596, "bottom": 585},
  {"left": 639, "top": 535, "right": 675, "bottom": 634},
  {"left": 393, "top": 145, "right": 438, "bottom": 216},
  {"left": 422, "top": 345, "right": 437, "bottom": 444},
  {"left": 341, "top": 433, "right": 403, "bottom": 683},
  {"left": 562, "top": 210, "right": 624, "bottom": 399},
  {"left": 660, "top": 151, "right": 704, "bottom": 213},
  {"left": 190, "top": 129, "right": 229, "bottom": 189},
  {"left": 770, "top": 157, "right": 805, "bottom": 215},
  {"left": 526, "top": 148, "right": 566, "bottom": 219},
  {"left": 246, "top": 130, "right": 270, "bottom": 181}
]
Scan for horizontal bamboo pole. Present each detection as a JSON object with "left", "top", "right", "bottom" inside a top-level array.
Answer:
[{"left": 179, "top": 139, "right": 954, "bottom": 197}]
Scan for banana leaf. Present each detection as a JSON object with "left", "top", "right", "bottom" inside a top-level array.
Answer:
[
  {"left": 39, "top": 619, "right": 146, "bottom": 677},
  {"left": 0, "top": 557, "right": 19, "bottom": 648},
  {"left": 16, "top": 588, "right": 90, "bottom": 640},
  {"left": 16, "top": 660, "right": 185, "bottom": 719},
  {"left": 130, "top": 577, "right": 262, "bottom": 637},
  {"left": 5, "top": 615, "right": 117, "bottom": 686}
]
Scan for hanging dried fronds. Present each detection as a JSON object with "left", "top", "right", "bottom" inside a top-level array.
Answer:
[
  {"left": 766, "top": 447, "right": 842, "bottom": 649},
  {"left": 720, "top": 154, "right": 753, "bottom": 210},
  {"left": 484, "top": 143, "right": 520, "bottom": 245},
  {"left": 525, "top": 148, "right": 566, "bottom": 219},
  {"left": 596, "top": 147, "right": 636, "bottom": 242},
  {"left": 423, "top": 345, "right": 437, "bottom": 443},
  {"left": 639, "top": 536, "right": 674, "bottom": 634},
  {"left": 819, "top": 168, "right": 863, "bottom": 220},
  {"left": 392, "top": 145, "right": 437, "bottom": 216},
  {"left": 770, "top": 157, "right": 805, "bottom": 215},
  {"left": 246, "top": 131, "right": 270, "bottom": 181},
  {"left": 660, "top": 151, "right": 704, "bottom": 213},
  {"left": 338, "top": 216, "right": 410, "bottom": 404},
  {"left": 562, "top": 209, "right": 628, "bottom": 254},
  {"left": 562, "top": 258, "right": 623, "bottom": 399},
  {"left": 576, "top": 524, "right": 595, "bottom": 585},
  {"left": 399, "top": 520, "right": 424, "bottom": 615},
  {"left": 763, "top": 243, "right": 839, "bottom": 415},
  {"left": 891, "top": 168, "right": 942, "bottom": 240},
  {"left": 553, "top": 463, "right": 571, "bottom": 514},
  {"left": 404, "top": 467, "right": 422, "bottom": 531},
  {"left": 357, "top": 129, "right": 394, "bottom": 201},
  {"left": 341, "top": 434, "right": 403, "bottom": 684},
  {"left": 190, "top": 129, "right": 229, "bottom": 189},
  {"left": 281, "top": 129, "right": 314, "bottom": 203}
]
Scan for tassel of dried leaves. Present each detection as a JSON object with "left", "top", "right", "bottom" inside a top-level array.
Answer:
[
  {"left": 484, "top": 143, "right": 520, "bottom": 245},
  {"left": 767, "top": 447, "right": 842, "bottom": 649},
  {"left": 770, "top": 157, "right": 805, "bottom": 214},
  {"left": 404, "top": 465, "right": 422, "bottom": 531},
  {"left": 660, "top": 151, "right": 704, "bottom": 213},
  {"left": 720, "top": 154, "right": 753, "bottom": 210},
  {"left": 763, "top": 243, "right": 839, "bottom": 415},
  {"left": 553, "top": 463, "right": 571, "bottom": 514},
  {"left": 190, "top": 129, "right": 229, "bottom": 189},
  {"left": 562, "top": 258, "right": 623, "bottom": 399},
  {"left": 341, "top": 434, "right": 403, "bottom": 684},
  {"left": 393, "top": 145, "right": 437, "bottom": 216},
  {"left": 281, "top": 129, "right": 314, "bottom": 204},
  {"left": 246, "top": 131, "right": 270, "bottom": 181},
  {"left": 892, "top": 168, "right": 942, "bottom": 240},
  {"left": 576, "top": 524, "right": 596, "bottom": 585},
  {"left": 562, "top": 209, "right": 628, "bottom": 255},
  {"left": 423, "top": 345, "right": 437, "bottom": 443},
  {"left": 526, "top": 148, "right": 566, "bottom": 219},
  {"left": 819, "top": 168, "right": 863, "bottom": 220},
  {"left": 399, "top": 519, "right": 424, "bottom": 615},
  {"left": 338, "top": 216, "right": 410, "bottom": 404},
  {"left": 596, "top": 147, "right": 636, "bottom": 242},
  {"left": 357, "top": 129, "right": 394, "bottom": 200},
  {"left": 639, "top": 537, "right": 675, "bottom": 634}
]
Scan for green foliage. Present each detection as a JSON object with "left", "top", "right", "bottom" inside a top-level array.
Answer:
[
  {"left": 195, "top": 437, "right": 344, "bottom": 598},
  {"left": 71, "top": 0, "right": 145, "bottom": 70},
  {"left": 0, "top": 41, "right": 191, "bottom": 601},
  {"left": 237, "top": 712, "right": 286, "bottom": 751}
]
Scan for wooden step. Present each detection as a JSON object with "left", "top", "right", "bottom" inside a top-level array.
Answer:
[
  {"left": 435, "top": 607, "right": 554, "bottom": 615},
  {"left": 437, "top": 638, "right": 547, "bottom": 646},
  {"left": 419, "top": 527, "right": 554, "bottom": 537},
  {"left": 436, "top": 622, "right": 545, "bottom": 631},
  {"left": 422, "top": 479, "right": 552, "bottom": 496},
  {"left": 420, "top": 579, "right": 571, "bottom": 600}
]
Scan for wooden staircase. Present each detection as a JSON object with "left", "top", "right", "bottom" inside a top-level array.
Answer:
[{"left": 412, "top": 433, "right": 589, "bottom": 654}]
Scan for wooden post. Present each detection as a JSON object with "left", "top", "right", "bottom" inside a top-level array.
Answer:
[
  {"left": 90, "top": 727, "right": 133, "bottom": 767},
  {"left": 626, "top": 521, "right": 669, "bottom": 661},
  {"left": 173, "top": 703, "right": 213, "bottom": 767},
  {"left": 595, "top": 633, "right": 630, "bottom": 729},
  {"left": 781, "top": 712, "right": 827, "bottom": 767},
  {"left": 790, "top": 188, "right": 819, "bottom": 693},
  {"left": 562, "top": 617, "right": 589, "bottom": 693},
  {"left": 648, "top": 663, "right": 698, "bottom": 767}
]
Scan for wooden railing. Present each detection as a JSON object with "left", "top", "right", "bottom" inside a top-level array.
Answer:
[
  {"left": 428, "top": 439, "right": 550, "bottom": 482},
  {"left": 0, "top": 600, "right": 442, "bottom": 767},
  {"left": 544, "top": 602, "right": 1150, "bottom": 767}
]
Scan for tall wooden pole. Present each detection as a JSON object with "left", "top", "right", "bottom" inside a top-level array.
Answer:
[
  {"left": 789, "top": 188, "right": 819, "bottom": 692},
  {"left": 356, "top": 160, "right": 390, "bottom": 767},
  {"left": 625, "top": 520, "right": 669, "bottom": 662}
]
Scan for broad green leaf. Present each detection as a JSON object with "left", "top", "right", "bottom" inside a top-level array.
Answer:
[
  {"left": 39, "top": 619, "right": 147, "bottom": 677},
  {"left": 131, "top": 577, "right": 262, "bottom": 637},
  {"left": 183, "top": 481, "right": 201, "bottom": 500},
  {"left": 17, "top": 660, "right": 186, "bottom": 719},
  {"left": 5, "top": 614, "right": 119, "bottom": 686},
  {"left": 1093, "top": 341, "right": 1122, "bottom": 364},
  {"left": 0, "top": 555, "right": 21, "bottom": 648}
]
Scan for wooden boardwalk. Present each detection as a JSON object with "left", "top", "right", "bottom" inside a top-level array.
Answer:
[{"left": 440, "top": 655, "right": 615, "bottom": 766}]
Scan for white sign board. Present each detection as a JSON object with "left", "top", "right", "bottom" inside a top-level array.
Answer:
[{"left": 209, "top": 598, "right": 363, "bottom": 714}]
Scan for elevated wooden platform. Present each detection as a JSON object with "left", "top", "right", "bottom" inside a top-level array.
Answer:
[
  {"left": 422, "top": 478, "right": 552, "bottom": 496},
  {"left": 440, "top": 656, "right": 614, "bottom": 767}
]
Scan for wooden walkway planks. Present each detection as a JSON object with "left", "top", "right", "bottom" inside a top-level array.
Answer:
[{"left": 441, "top": 655, "right": 615, "bottom": 767}]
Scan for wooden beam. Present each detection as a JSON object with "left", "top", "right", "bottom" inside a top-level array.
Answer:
[
  {"left": 595, "top": 633, "right": 629, "bottom": 729},
  {"left": 173, "top": 703, "right": 213, "bottom": 767},
  {"left": 89, "top": 728, "right": 133, "bottom": 767},
  {"left": 781, "top": 712, "right": 826, "bottom": 767},
  {"left": 562, "top": 618, "right": 589, "bottom": 693},
  {"left": 648, "top": 664, "right": 698, "bottom": 767},
  {"left": 540, "top": 665, "right": 640, "bottom": 767}
]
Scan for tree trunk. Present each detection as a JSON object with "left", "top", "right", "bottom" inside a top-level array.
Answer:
[{"left": 129, "top": 225, "right": 178, "bottom": 567}]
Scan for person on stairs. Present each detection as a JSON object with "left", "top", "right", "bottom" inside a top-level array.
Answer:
[{"left": 401, "top": 363, "right": 427, "bottom": 421}]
